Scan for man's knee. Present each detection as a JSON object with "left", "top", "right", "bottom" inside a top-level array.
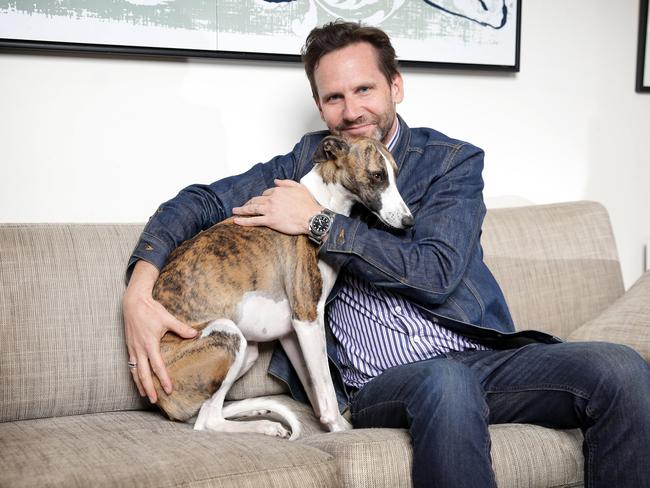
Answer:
[
  {"left": 575, "top": 342, "right": 650, "bottom": 410},
  {"left": 580, "top": 342, "right": 648, "bottom": 383},
  {"left": 408, "top": 359, "right": 486, "bottom": 418}
]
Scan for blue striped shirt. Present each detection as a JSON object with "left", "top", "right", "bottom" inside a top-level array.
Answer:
[{"left": 327, "top": 123, "right": 490, "bottom": 390}]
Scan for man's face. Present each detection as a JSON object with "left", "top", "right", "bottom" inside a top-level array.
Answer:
[{"left": 313, "top": 42, "right": 404, "bottom": 145}]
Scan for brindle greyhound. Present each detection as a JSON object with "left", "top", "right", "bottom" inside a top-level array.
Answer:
[{"left": 151, "top": 135, "right": 413, "bottom": 439}]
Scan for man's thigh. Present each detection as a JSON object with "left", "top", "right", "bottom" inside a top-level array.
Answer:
[
  {"left": 447, "top": 341, "right": 644, "bottom": 428},
  {"left": 349, "top": 356, "right": 487, "bottom": 429}
]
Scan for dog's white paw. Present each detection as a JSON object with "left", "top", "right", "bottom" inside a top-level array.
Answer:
[
  {"left": 257, "top": 420, "right": 292, "bottom": 439},
  {"left": 249, "top": 409, "right": 270, "bottom": 416},
  {"left": 327, "top": 415, "right": 353, "bottom": 432}
]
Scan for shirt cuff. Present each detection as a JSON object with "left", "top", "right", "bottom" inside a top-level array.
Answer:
[{"left": 125, "top": 233, "right": 172, "bottom": 284}]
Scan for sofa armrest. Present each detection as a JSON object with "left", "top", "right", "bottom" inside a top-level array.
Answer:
[{"left": 568, "top": 270, "right": 650, "bottom": 362}]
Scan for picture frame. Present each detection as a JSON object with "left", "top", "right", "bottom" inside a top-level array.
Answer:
[
  {"left": 638, "top": 0, "right": 650, "bottom": 92},
  {"left": 0, "top": 1, "right": 520, "bottom": 71}
]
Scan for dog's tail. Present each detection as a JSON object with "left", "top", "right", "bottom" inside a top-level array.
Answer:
[{"left": 222, "top": 396, "right": 302, "bottom": 440}]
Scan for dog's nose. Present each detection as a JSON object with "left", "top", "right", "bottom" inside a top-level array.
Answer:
[{"left": 402, "top": 214, "right": 414, "bottom": 228}]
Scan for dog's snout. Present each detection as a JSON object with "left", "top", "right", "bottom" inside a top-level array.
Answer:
[{"left": 402, "top": 214, "right": 415, "bottom": 228}]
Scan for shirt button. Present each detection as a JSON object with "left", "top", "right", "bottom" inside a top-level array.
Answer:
[
  {"left": 411, "top": 336, "right": 421, "bottom": 343},
  {"left": 395, "top": 306, "right": 403, "bottom": 314}
]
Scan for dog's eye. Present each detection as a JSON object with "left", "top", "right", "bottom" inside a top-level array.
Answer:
[{"left": 370, "top": 171, "right": 385, "bottom": 183}]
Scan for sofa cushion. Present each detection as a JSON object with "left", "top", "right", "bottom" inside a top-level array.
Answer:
[
  {"left": 0, "top": 224, "right": 148, "bottom": 422},
  {"left": 300, "top": 425, "right": 584, "bottom": 488},
  {"left": 226, "top": 341, "right": 288, "bottom": 400},
  {"left": 300, "top": 429, "right": 413, "bottom": 488},
  {"left": 568, "top": 270, "right": 650, "bottom": 361},
  {"left": 482, "top": 201, "right": 624, "bottom": 339},
  {"left": 0, "top": 409, "right": 338, "bottom": 488},
  {"left": 490, "top": 424, "right": 583, "bottom": 488}
]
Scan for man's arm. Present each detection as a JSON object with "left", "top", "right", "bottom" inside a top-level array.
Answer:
[
  {"left": 123, "top": 260, "right": 197, "bottom": 402},
  {"left": 126, "top": 150, "right": 303, "bottom": 282}
]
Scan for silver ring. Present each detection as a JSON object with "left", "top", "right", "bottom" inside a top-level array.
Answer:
[{"left": 128, "top": 361, "right": 137, "bottom": 369}]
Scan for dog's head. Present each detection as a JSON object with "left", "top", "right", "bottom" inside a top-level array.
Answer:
[{"left": 314, "top": 136, "right": 414, "bottom": 229}]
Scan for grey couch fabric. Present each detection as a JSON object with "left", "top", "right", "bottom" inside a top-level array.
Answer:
[
  {"left": 0, "top": 410, "right": 338, "bottom": 488},
  {"left": 1, "top": 201, "right": 648, "bottom": 487}
]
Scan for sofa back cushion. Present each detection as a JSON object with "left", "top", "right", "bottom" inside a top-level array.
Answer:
[
  {"left": 0, "top": 224, "right": 150, "bottom": 422},
  {"left": 481, "top": 201, "right": 624, "bottom": 339}
]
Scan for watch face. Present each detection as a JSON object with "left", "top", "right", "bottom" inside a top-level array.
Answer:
[{"left": 311, "top": 214, "right": 332, "bottom": 235}]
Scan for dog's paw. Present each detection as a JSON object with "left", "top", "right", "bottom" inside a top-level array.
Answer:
[
  {"left": 258, "top": 420, "right": 292, "bottom": 439},
  {"left": 249, "top": 409, "right": 270, "bottom": 416},
  {"left": 327, "top": 415, "right": 353, "bottom": 432}
]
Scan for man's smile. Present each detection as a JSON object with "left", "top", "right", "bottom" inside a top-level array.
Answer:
[{"left": 342, "top": 124, "right": 373, "bottom": 134}]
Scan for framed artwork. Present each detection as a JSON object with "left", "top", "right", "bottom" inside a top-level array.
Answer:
[
  {"left": 638, "top": 0, "right": 650, "bottom": 92},
  {"left": 0, "top": 0, "right": 520, "bottom": 71}
]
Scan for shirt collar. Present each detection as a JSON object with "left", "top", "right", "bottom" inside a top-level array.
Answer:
[{"left": 386, "top": 118, "right": 401, "bottom": 152}]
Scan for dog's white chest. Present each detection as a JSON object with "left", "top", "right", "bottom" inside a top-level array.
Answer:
[{"left": 235, "top": 292, "right": 293, "bottom": 341}]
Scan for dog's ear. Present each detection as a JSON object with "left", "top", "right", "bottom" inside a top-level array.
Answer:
[{"left": 313, "top": 136, "right": 350, "bottom": 164}]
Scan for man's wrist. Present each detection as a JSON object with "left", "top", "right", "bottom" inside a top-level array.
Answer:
[{"left": 127, "top": 260, "right": 160, "bottom": 296}]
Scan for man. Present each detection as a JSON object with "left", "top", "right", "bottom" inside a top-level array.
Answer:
[{"left": 123, "top": 21, "right": 650, "bottom": 488}]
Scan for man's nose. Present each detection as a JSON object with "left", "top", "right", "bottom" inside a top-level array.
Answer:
[{"left": 342, "top": 99, "right": 362, "bottom": 123}]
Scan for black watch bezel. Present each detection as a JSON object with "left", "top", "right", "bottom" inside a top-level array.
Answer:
[{"left": 308, "top": 208, "right": 335, "bottom": 245}]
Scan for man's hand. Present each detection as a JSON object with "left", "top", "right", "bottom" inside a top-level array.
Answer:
[
  {"left": 232, "top": 179, "right": 322, "bottom": 234},
  {"left": 122, "top": 260, "right": 197, "bottom": 403}
]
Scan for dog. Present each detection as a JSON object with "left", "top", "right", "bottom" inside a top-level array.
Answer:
[{"left": 151, "top": 135, "right": 413, "bottom": 439}]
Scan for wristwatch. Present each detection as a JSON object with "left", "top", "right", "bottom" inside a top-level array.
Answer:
[{"left": 308, "top": 208, "right": 335, "bottom": 246}]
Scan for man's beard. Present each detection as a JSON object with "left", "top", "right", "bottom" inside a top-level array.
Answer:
[{"left": 335, "top": 110, "right": 395, "bottom": 144}]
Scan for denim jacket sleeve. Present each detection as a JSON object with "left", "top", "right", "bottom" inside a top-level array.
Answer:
[
  {"left": 320, "top": 137, "right": 486, "bottom": 308},
  {"left": 126, "top": 138, "right": 312, "bottom": 282}
]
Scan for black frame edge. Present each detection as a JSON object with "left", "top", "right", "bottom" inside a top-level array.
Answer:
[{"left": 637, "top": 0, "right": 650, "bottom": 92}]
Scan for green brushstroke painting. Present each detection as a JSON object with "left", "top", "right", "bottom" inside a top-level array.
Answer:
[{"left": 1, "top": 1, "right": 216, "bottom": 32}]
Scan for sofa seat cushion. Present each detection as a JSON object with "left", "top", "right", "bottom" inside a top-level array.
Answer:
[
  {"left": 0, "top": 410, "right": 338, "bottom": 488},
  {"left": 299, "top": 429, "right": 413, "bottom": 488},
  {"left": 490, "top": 424, "right": 584, "bottom": 488},
  {"left": 300, "top": 425, "right": 584, "bottom": 488}
]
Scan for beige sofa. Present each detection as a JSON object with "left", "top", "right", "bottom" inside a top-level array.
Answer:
[{"left": 1, "top": 201, "right": 649, "bottom": 488}]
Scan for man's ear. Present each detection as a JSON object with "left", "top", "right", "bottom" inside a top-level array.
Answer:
[
  {"left": 313, "top": 136, "right": 350, "bottom": 164},
  {"left": 391, "top": 72, "right": 404, "bottom": 104},
  {"left": 314, "top": 96, "right": 325, "bottom": 121}
]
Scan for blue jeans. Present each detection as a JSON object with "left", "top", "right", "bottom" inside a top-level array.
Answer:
[{"left": 349, "top": 342, "right": 650, "bottom": 488}]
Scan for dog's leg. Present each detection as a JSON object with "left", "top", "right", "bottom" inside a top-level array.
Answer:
[
  {"left": 236, "top": 341, "right": 259, "bottom": 380},
  {"left": 287, "top": 241, "right": 351, "bottom": 432},
  {"left": 193, "top": 319, "right": 291, "bottom": 438},
  {"left": 292, "top": 312, "right": 351, "bottom": 432},
  {"left": 279, "top": 332, "right": 321, "bottom": 417}
]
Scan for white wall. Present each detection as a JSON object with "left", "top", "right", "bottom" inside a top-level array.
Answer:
[{"left": 1, "top": 0, "right": 649, "bottom": 287}]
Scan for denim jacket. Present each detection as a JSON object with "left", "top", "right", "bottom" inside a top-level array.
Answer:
[{"left": 128, "top": 116, "right": 560, "bottom": 411}]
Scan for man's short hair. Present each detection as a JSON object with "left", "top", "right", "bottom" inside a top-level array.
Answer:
[{"left": 301, "top": 20, "right": 400, "bottom": 100}]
